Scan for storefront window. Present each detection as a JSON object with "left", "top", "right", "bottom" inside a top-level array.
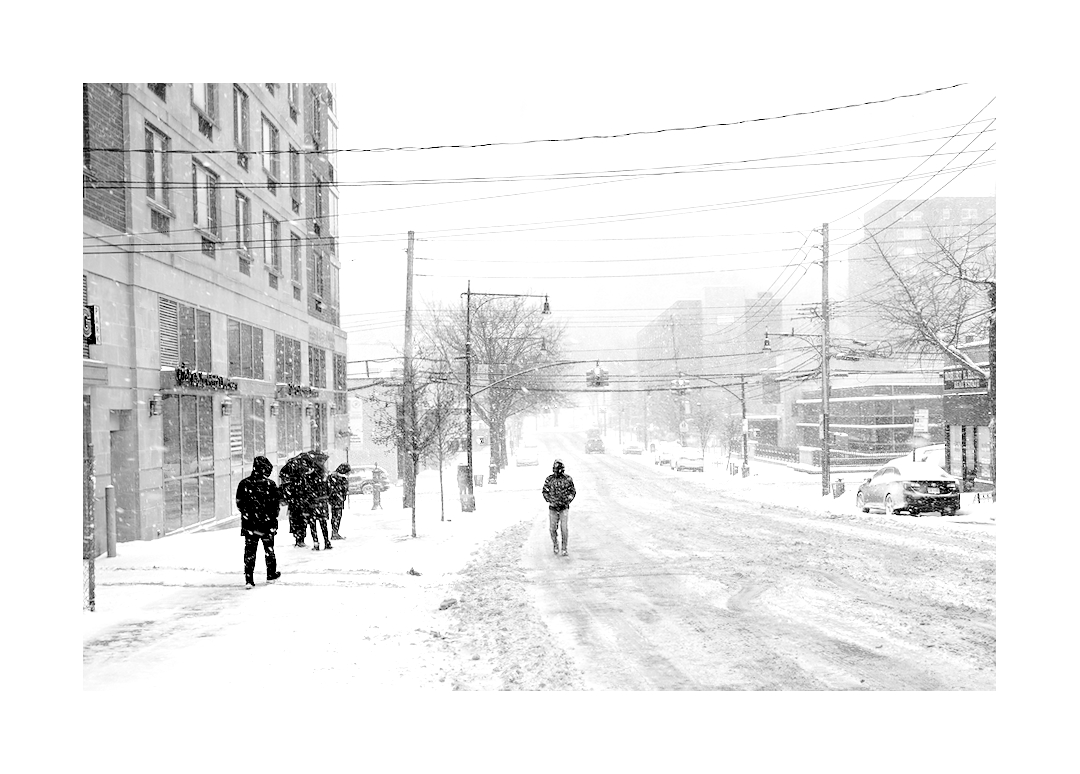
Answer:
[
  {"left": 162, "top": 393, "right": 215, "bottom": 533},
  {"left": 949, "top": 425, "right": 963, "bottom": 479},
  {"left": 976, "top": 425, "right": 991, "bottom": 480},
  {"left": 276, "top": 399, "right": 303, "bottom": 457}
]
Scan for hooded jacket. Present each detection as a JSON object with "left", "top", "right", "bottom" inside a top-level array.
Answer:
[
  {"left": 542, "top": 461, "right": 576, "bottom": 510},
  {"left": 327, "top": 463, "right": 351, "bottom": 507},
  {"left": 236, "top": 456, "right": 282, "bottom": 536}
]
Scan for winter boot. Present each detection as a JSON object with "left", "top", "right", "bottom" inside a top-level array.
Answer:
[
  {"left": 245, "top": 576, "right": 255, "bottom": 589},
  {"left": 323, "top": 542, "right": 333, "bottom": 550},
  {"left": 312, "top": 543, "right": 321, "bottom": 551},
  {"left": 553, "top": 542, "right": 559, "bottom": 556},
  {"left": 267, "top": 571, "right": 281, "bottom": 582},
  {"left": 561, "top": 548, "right": 568, "bottom": 557}
]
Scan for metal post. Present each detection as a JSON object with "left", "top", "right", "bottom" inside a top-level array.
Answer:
[
  {"left": 821, "top": 222, "right": 831, "bottom": 497},
  {"left": 403, "top": 231, "right": 416, "bottom": 514},
  {"left": 463, "top": 282, "right": 475, "bottom": 511},
  {"left": 105, "top": 484, "right": 117, "bottom": 558},
  {"left": 741, "top": 374, "right": 749, "bottom": 477}
]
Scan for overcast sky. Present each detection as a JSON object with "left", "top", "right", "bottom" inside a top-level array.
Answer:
[{"left": 329, "top": 9, "right": 999, "bottom": 373}]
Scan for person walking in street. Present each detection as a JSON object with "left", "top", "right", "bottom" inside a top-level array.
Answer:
[
  {"left": 236, "top": 455, "right": 282, "bottom": 588},
  {"left": 542, "top": 458, "right": 576, "bottom": 557},
  {"left": 304, "top": 450, "right": 333, "bottom": 551},
  {"left": 327, "top": 463, "right": 351, "bottom": 540},
  {"left": 279, "top": 452, "right": 310, "bottom": 547}
]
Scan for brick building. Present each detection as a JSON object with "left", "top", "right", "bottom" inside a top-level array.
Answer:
[{"left": 83, "top": 83, "right": 347, "bottom": 547}]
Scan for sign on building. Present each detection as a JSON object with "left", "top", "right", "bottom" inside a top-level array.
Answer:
[{"left": 944, "top": 367, "right": 988, "bottom": 392}]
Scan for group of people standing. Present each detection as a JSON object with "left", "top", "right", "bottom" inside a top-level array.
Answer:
[{"left": 235, "top": 451, "right": 352, "bottom": 589}]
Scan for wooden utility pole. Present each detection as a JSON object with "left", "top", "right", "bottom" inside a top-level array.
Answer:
[
  {"left": 740, "top": 374, "right": 749, "bottom": 476},
  {"left": 821, "top": 222, "right": 831, "bottom": 497},
  {"left": 403, "top": 231, "right": 417, "bottom": 519},
  {"left": 463, "top": 281, "right": 475, "bottom": 511}
]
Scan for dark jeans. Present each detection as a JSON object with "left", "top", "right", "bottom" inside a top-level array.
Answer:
[
  {"left": 244, "top": 532, "right": 277, "bottom": 581},
  {"left": 287, "top": 505, "right": 306, "bottom": 542},
  {"left": 307, "top": 515, "right": 331, "bottom": 546},
  {"left": 548, "top": 507, "right": 569, "bottom": 550},
  {"left": 331, "top": 503, "right": 344, "bottom": 536}
]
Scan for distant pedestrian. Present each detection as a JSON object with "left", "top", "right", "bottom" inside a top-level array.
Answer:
[
  {"left": 542, "top": 458, "right": 576, "bottom": 557},
  {"left": 305, "top": 450, "right": 333, "bottom": 550},
  {"left": 279, "top": 452, "right": 310, "bottom": 547},
  {"left": 236, "top": 456, "right": 282, "bottom": 588},
  {"left": 328, "top": 463, "right": 351, "bottom": 540}
]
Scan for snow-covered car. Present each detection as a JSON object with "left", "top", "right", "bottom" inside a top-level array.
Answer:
[
  {"left": 585, "top": 438, "right": 605, "bottom": 454},
  {"left": 856, "top": 460, "right": 960, "bottom": 517},
  {"left": 887, "top": 444, "right": 947, "bottom": 473},
  {"left": 623, "top": 444, "right": 644, "bottom": 455},
  {"left": 348, "top": 465, "right": 390, "bottom": 495},
  {"left": 516, "top": 445, "right": 539, "bottom": 466},
  {"left": 655, "top": 448, "right": 675, "bottom": 466},
  {"left": 674, "top": 452, "right": 705, "bottom": 472}
]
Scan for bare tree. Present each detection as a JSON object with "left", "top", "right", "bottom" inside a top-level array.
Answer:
[
  {"left": 866, "top": 219, "right": 995, "bottom": 375},
  {"left": 425, "top": 296, "right": 574, "bottom": 471},
  {"left": 690, "top": 392, "right": 726, "bottom": 455},
  {"left": 366, "top": 346, "right": 463, "bottom": 537}
]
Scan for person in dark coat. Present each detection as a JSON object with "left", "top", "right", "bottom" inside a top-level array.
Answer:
[
  {"left": 279, "top": 453, "right": 310, "bottom": 547},
  {"left": 542, "top": 458, "right": 576, "bottom": 557},
  {"left": 305, "top": 450, "right": 333, "bottom": 550},
  {"left": 327, "top": 463, "right": 351, "bottom": 540},
  {"left": 236, "top": 455, "right": 282, "bottom": 587}
]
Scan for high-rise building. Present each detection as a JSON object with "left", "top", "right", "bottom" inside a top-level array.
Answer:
[{"left": 83, "top": 83, "right": 347, "bottom": 546}]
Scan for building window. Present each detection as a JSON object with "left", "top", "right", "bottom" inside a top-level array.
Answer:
[
  {"left": 265, "top": 83, "right": 276, "bottom": 96},
  {"left": 310, "top": 250, "right": 326, "bottom": 299},
  {"left": 329, "top": 189, "right": 338, "bottom": 238},
  {"left": 159, "top": 297, "right": 211, "bottom": 371},
  {"left": 275, "top": 334, "right": 303, "bottom": 384},
  {"left": 162, "top": 393, "right": 216, "bottom": 533},
  {"left": 291, "top": 232, "right": 302, "bottom": 299},
  {"left": 236, "top": 192, "right": 252, "bottom": 266},
  {"left": 233, "top": 85, "right": 250, "bottom": 170},
  {"left": 941, "top": 208, "right": 951, "bottom": 220},
  {"left": 288, "top": 83, "right": 300, "bottom": 122},
  {"left": 961, "top": 208, "right": 978, "bottom": 220},
  {"left": 145, "top": 123, "right": 170, "bottom": 210},
  {"left": 311, "top": 402, "right": 328, "bottom": 451},
  {"left": 83, "top": 84, "right": 91, "bottom": 172},
  {"left": 192, "top": 161, "right": 220, "bottom": 237},
  {"left": 149, "top": 83, "right": 168, "bottom": 101},
  {"left": 313, "top": 175, "right": 325, "bottom": 234},
  {"left": 264, "top": 212, "right": 281, "bottom": 275},
  {"left": 261, "top": 115, "right": 279, "bottom": 180},
  {"left": 289, "top": 145, "right": 301, "bottom": 213},
  {"left": 191, "top": 83, "right": 218, "bottom": 139},
  {"left": 311, "top": 87, "right": 322, "bottom": 150},
  {"left": 308, "top": 345, "right": 327, "bottom": 388},
  {"left": 227, "top": 319, "right": 265, "bottom": 380},
  {"left": 333, "top": 353, "right": 347, "bottom": 391},
  {"left": 276, "top": 399, "right": 303, "bottom": 456}
]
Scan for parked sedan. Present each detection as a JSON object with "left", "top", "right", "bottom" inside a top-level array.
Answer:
[
  {"left": 655, "top": 448, "right": 675, "bottom": 466},
  {"left": 623, "top": 444, "right": 644, "bottom": 455},
  {"left": 674, "top": 452, "right": 705, "bottom": 472},
  {"left": 856, "top": 460, "right": 960, "bottom": 517},
  {"left": 348, "top": 465, "right": 391, "bottom": 495}
]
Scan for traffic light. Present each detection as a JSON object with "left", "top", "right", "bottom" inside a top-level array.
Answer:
[{"left": 585, "top": 361, "right": 609, "bottom": 387}]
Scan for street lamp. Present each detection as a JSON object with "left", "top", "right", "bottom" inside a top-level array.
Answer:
[{"left": 460, "top": 281, "right": 550, "bottom": 511}]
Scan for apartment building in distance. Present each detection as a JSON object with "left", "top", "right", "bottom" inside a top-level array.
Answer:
[{"left": 83, "top": 83, "right": 347, "bottom": 548}]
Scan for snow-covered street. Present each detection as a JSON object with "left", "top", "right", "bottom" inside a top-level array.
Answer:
[{"left": 84, "top": 430, "right": 995, "bottom": 691}]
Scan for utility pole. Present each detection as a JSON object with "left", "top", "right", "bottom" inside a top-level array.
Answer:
[
  {"left": 403, "top": 231, "right": 416, "bottom": 512},
  {"left": 642, "top": 392, "right": 649, "bottom": 449},
  {"left": 463, "top": 281, "right": 475, "bottom": 511},
  {"left": 988, "top": 280, "right": 996, "bottom": 501},
  {"left": 740, "top": 374, "right": 749, "bottom": 476},
  {"left": 820, "top": 222, "right": 831, "bottom": 497}
]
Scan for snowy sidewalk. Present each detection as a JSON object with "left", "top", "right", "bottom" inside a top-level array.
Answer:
[{"left": 82, "top": 466, "right": 542, "bottom": 689}]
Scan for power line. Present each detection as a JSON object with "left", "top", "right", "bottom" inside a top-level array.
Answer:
[{"left": 88, "top": 84, "right": 967, "bottom": 156}]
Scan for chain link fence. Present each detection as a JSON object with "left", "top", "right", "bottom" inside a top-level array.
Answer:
[{"left": 83, "top": 444, "right": 96, "bottom": 611}]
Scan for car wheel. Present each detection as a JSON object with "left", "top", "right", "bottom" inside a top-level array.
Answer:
[
  {"left": 856, "top": 491, "right": 869, "bottom": 513},
  {"left": 884, "top": 494, "right": 896, "bottom": 517},
  {"left": 360, "top": 482, "right": 373, "bottom": 495}
]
